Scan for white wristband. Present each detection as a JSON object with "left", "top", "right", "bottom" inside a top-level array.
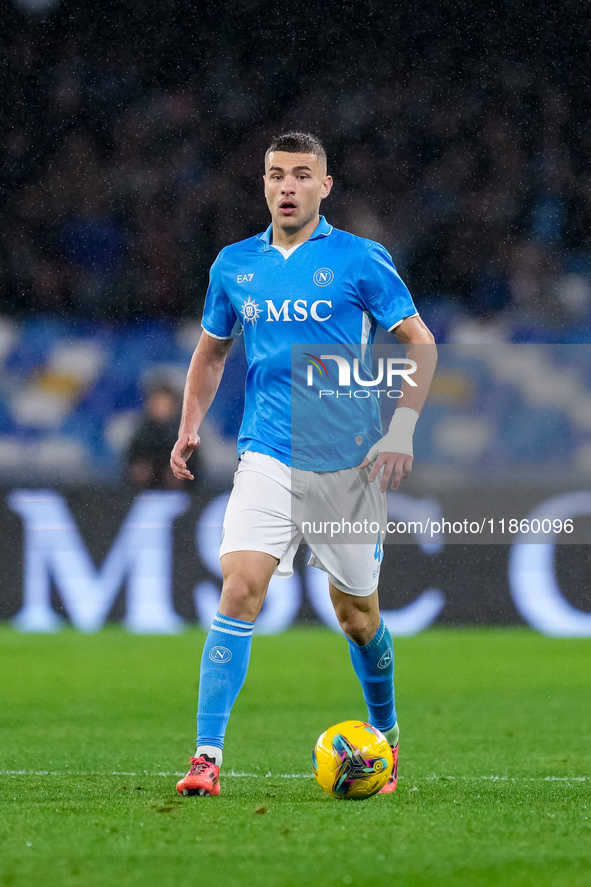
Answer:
[{"left": 364, "top": 407, "right": 419, "bottom": 462}]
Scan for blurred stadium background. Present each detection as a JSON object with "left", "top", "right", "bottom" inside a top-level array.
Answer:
[{"left": 1, "top": 0, "right": 590, "bottom": 632}]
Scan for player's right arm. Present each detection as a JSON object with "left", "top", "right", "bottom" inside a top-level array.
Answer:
[{"left": 170, "top": 331, "right": 234, "bottom": 481}]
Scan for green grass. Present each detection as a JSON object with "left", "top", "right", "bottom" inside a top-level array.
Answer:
[{"left": 1, "top": 626, "right": 590, "bottom": 887}]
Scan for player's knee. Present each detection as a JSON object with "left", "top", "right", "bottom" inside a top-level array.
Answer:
[
  {"left": 330, "top": 585, "right": 379, "bottom": 644},
  {"left": 335, "top": 604, "right": 377, "bottom": 646},
  {"left": 219, "top": 572, "right": 266, "bottom": 622}
]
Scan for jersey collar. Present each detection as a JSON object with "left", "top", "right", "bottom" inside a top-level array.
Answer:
[{"left": 259, "top": 215, "right": 333, "bottom": 250}]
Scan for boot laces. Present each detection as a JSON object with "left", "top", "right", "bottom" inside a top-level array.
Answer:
[{"left": 188, "top": 755, "right": 214, "bottom": 775}]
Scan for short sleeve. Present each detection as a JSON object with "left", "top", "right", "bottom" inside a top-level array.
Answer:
[
  {"left": 358, "top": 242, "right": 417, "bottom": 331},
  {"left": 201, "top": 253, "right": 241, "bottom": 339}
]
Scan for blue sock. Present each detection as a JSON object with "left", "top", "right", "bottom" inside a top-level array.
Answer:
[
  {"left": 348, "top": 618, "right": 396, "bottom": 733},
  {"left": 197, "top": 612, "right": 254, "bottom": 750}
]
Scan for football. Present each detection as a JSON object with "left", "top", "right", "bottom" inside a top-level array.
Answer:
[{"left": 312, "top": 720, "right": 393, "bottom": 799}]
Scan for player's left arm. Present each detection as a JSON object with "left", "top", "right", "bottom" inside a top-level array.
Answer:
[{"left": 360, "top": 314, "right": 437, "bottom": 491}]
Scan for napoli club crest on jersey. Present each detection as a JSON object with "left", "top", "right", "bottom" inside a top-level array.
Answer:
[
  {"left": 313, "top": 268, "right": 334, "bottom": 287},
  {"left": 241, "top": 296, "right": 262, "bottom": 324}
]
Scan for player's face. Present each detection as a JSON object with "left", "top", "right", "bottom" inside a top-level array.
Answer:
[{"left": 264, "top": 151, "right": 333, "bottom": 236}]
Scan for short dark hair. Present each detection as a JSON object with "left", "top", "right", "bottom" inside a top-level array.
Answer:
[{"left": 265, "top": 132, "right": 327, "bottom": 167}]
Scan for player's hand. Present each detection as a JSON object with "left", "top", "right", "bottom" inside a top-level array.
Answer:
[
  {"left": 359, "top": 451, "right": 413, "bottom": 492},
  {"left": 170, "top": 433, "right": 200, "bottom": 481}
]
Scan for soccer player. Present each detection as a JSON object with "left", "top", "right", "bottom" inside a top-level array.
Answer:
[{"left": 171, "top": 132, "right": 436, "bottom": 797}]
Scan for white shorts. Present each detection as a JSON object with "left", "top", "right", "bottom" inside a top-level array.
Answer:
[{"left": 219, "top": 451, "right": 386, "bottom": 597}]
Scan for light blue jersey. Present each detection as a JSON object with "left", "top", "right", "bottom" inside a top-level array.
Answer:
[{"left": 201, "top": 216, "right": 417, "bottom": 470}]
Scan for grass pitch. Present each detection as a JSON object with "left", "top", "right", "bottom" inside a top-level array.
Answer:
[{"left": 1, "top": 626, "right": 590, "bottom": 887}]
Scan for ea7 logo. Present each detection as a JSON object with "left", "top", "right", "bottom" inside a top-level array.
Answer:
[{"left": 237, "top": 273, "right": 254, "bottom": 283}]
